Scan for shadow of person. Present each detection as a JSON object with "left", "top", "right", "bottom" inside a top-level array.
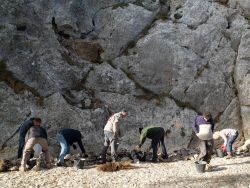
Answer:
[
  {"left": 215, "top": 160, "right": 250, "bottom": 167},
  {"left": 211, "top": 166, "right": 227, "bottom": 172}
]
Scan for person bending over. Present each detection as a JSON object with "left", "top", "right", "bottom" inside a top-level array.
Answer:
[{"left": 136, "top": 126, "right": 168, "bottom": 163}]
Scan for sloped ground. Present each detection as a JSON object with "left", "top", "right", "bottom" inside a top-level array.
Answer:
[{"left": 0, "top": 156, "right": 250, "bottom": 188}]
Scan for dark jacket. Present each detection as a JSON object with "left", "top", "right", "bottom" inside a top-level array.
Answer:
[
  {"left": 59, "top": 128, "right": 85, "bottom": 153},
  {"left": 18, "top": 118, "right": 35, "bottom": 136},
  {"left": 28, "top": 126, "right": 47, "bottom": 139},
  {"left": 139, "top": 126, "right": 165, "bottom": 147}
]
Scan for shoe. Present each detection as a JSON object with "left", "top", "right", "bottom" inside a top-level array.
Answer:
[
  {"left": 19, "top": 166, "right": 27, "bottom": 172},
  {"left": 32, "top": 165, "right": 40, "bottom": 171},
  {"left": 45, "top": 164, "right": 53, "bottom": 169},
  {"left": 225, "top": 155, "right": 232, "bottom": 159},
  {"left": 56, "top": 162, "right": 64, "bottom": 167},
  {"left": 162, "top": 155, "right": 168, "bottom": 160},
  {"left": 150, "top": 159, "right": 158, "bottom": 163}
]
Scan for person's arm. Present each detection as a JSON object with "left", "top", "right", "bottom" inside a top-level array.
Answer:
[
  {"left": 113, "top": 116, "right": 120, "bottom": 137},
  {"left": 211, "top": 119, "right": 215, "bottom": 132},
  {"left": 220, "top": 132, "right": 227, "bottom": 146},
  {"left": 139, "top": 130, "right": 147, "bottom": 147},
  {"left": 192, "top": 117, "right": 198, "bottom": 134},
  {"left": 77, "top": 137, "right": 86, "bottom": 154}
]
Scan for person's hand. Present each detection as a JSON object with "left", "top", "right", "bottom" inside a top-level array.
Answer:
[
  {"left": 72, "top": 144, "right": 77, "bottom": 150},
  {"left": 221, "top": 144, "right": 227, "bottom": 152},
  {"left": 135, "top": 145, "right": 141, "bottom": 151}
]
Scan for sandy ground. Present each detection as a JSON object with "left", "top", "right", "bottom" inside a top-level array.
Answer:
[{"left": 0, "top": 156, "right": 250, "bottom": 188}]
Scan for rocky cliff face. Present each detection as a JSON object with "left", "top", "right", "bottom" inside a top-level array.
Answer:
[{"left": 0, "top": 0, "right": 249, "bottom": 158}]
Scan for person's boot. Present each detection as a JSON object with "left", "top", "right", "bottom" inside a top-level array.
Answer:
[
  {"left": 225, "top": 154, "right": 233, "bottom": 159},
  {"left": 56, "top": 161, "right": 65, "bottom": 167},
  {"left": 162, "top": 154, "right": 168, "bottom": 160},
  {"left": 111, "top": 154, "right": 118, "bottom": 163},
  {"left": 98, "top": 146, "right": 108, "bottom": 164},
  {"left": 150, "top": 157, "right": 158, "bottom": 163}
]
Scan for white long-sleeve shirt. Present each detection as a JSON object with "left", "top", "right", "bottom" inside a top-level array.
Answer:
[
  {"left": 104, "top": 112, "right": 122, "bottom": 134},
  {"left": 219, "top": 129, "right": 237, "bottom": 146}
]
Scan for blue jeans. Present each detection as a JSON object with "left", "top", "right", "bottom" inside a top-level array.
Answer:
[
  {"left": 227, "top": 132, "right": 239, "bottom": 153},
  {"left": 57, "top": 133, "right": 70, "bottom": 163}
]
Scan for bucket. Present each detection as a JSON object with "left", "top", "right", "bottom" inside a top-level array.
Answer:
[
  {"left": 216, "top": 149, "right": 224, "bottom": 158},
  {"left": 73, "top": 159, "right": 85, "bottom": 169},
  {"left": 195, "top": 161, "right": 207, "bottom": 173}
]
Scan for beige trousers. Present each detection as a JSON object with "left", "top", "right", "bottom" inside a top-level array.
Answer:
[{"left": 21, "top": 137, "right": 50, "bottom": 167}]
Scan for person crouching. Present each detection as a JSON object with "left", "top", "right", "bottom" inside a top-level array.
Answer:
[
  {"left": 19, "top": 120, "right": 51, "bottom": 172},
  {"left": 136, "top": 126, "right": 168, "bottom": 163},
  {"left": 213, "top": 129, "right": 239, "bottom": 159},
  {"left": 56, "top": 128, "right": 88, "bottom": 166}
]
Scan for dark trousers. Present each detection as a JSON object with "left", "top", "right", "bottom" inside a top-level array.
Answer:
[
  {"left": 198, "top": 139, "right": 214, "bottom": 164},
  {"left": 18, "top": 135, "right": 25, "bottom": 158},
  {"left": 151, "top": 130, "right": 168, "bottom": 161}
]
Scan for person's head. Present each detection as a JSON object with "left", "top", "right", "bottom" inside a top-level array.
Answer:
[
  {"left": 33, "top": 118, "right": 41, "bottom": 126},
  {"left": 121, "top": 109, "right": 128, "bottom": 118},
  {"left": 213, "top": 131, "right": 220, "bottom": 140},
  {"left": 139, "top": 127, "right": 143, "bottom": 135},
  {"left": 203, "top": 112, "right": 212, "bottom": 121}
]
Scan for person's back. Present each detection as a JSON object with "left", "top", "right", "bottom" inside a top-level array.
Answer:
[
  {"left": 59, "top": 128, "right": 81, "bottom": 144},
  {"left": 104, "top": 112, "right": 122, "bottom": 133},
  {"left": 138, "top": 126, "right": 168, "bottom": 162},
  {"left": 141, "top": 126, "right": 164, "bottom": 139},
  {"left": 220, "top": 129, "right": 237, "bottom": 137},
  {"left": 28, "top": 126, "right": 47, "bottom": 139}
]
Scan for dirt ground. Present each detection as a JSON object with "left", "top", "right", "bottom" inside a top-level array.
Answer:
[{"left": 0, "top": 156, "right": 250, "bottom": 188}]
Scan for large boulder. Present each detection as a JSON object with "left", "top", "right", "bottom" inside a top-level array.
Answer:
[
  {"left": 85, "top": 62, "right": 139, "bottom": 95},
  {"left": 235, "top": 29, "right": 250, "bottom": 139},
  {"left": 94, "top": 3, "right": 155, "bottom": 60},
  {"left": 0, "top": 0, "right": 250, "bottom": 159},
  {"left": 237, "top": 0, "right": 250, "bottom": 19}
]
